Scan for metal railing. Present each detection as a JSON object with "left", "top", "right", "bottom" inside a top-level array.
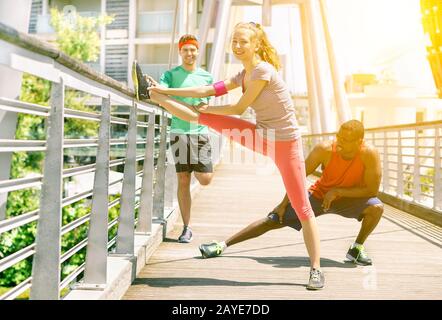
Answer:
[
  {"left": 0, "top": 21, "right": 179, "bottom": 300},
  {"left": 302, "top": 120, "right": 442, "bottom": 214}
]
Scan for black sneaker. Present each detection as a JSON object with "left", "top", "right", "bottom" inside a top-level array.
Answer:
[
  {"left": 346, "top": 244, "right": 372, "bottom": 266},
  {"left": 131, "top": 60, "right": 152, "bottom": 101},
  {"left": 178, "top": 226, "right": 193, "bottom": 243},
  {"left": 306, "top": 268, "right": 325, "bottom": 290}
]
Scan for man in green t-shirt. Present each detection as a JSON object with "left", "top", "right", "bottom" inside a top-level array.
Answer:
[{"left": 159, "top": 35, "right": 214, "bottom": 243}]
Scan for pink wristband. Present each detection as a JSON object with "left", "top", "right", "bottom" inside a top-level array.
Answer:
[{"left": 213, "top": 81, "right": 228, "bottom": 97}]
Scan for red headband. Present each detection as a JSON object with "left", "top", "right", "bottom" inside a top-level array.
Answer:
[{"left": 179, "top": 39, "right": 199, "bottom": 50}]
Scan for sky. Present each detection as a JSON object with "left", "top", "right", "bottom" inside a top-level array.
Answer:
[{"left": 241, "top": 0, "right": 435, "bottom": 96}]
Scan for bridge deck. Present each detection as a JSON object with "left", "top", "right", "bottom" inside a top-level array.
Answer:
[{"left": 123, "top": 152, "right": 442, "bottom": 300}]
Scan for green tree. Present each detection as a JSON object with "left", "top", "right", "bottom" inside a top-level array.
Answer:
[
  {"left": 50, "top": 8, "right": 112, "bottom": 62},
  {"left": 0, "top": 8, "right": 113, "bottom": 290}
]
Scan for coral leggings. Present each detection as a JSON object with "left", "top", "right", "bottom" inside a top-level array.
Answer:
[{"left": 199, "top": 113, "right": 314, "bottom": 221}]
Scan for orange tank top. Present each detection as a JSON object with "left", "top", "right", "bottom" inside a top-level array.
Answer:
[{"left": 309, "top": 142, "right": 365, "bottom": 199}]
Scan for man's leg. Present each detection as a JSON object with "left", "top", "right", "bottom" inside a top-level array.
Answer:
[
  {"left": 355, "top": 204, "right": 384, "bottom": 245},
  {"left": 199, "top": 217, "right": 284, "bottom": 258},
  {"left": 194, "top": 172, "right": 213, "bottom": 186},
  {"left": 225, "top": 201, "right": 309, "bottom": 248},
  {"left": 199, "top": 194, "right": 318, "bottom": 258},
  {"left": 177, "top": 172, "right": 192, "bottom": 227},
  {"left": 198, "top": 199, "right": 309, "bottom": 259},
  {"left": 226, "top": 217, "right": 284, "bottom": 247},
  {"left": 170, "top": 134, "right": 194, "bottom": 242},
  {"left": 332, "top": 198, "right": 384, "bottom": 265},
  {"left": 192, "top": 134, "right": 214, "bottom": 186}
]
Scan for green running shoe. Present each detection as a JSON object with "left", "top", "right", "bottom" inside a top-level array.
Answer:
[
  {"left": 346, "top": 244, "right": 372, "bottom": 266},
  {"left": 199, "top": 241, "right": 224, "bottom": 258}
]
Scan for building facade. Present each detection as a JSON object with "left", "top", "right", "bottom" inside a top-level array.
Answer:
[{"left": 28, "top": 0, "right": 218, "bottom": 85}]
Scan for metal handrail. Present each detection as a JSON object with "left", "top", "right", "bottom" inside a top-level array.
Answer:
[
  {"left": 0, "top": 244, "right": 36, "bottom": 274},
  {"left": 0, "top": 277, "right": 32, "bottom": 300},
  {"left": 0, "top": 21, "right": 176, "bottom": 300},
  {"left": 0, "top": 210, "right": 39, "bottom": 234}
]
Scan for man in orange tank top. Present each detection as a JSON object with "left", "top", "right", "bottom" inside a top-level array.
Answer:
[{"left": 199, "top": 120, "right": 384, "bottom": 266}]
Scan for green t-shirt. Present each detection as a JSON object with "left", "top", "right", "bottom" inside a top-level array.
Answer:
[{"left": 159, "top": 66, "right": 213, "bottom": 134}]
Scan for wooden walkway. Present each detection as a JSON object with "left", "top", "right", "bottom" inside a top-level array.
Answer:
[{"left": 123, "top": 152, "right": 442, "bottom": 300}]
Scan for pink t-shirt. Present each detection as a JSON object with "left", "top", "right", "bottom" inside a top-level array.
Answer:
[{"left": 230, "top": 61, "right": 299, "bottom": 141}]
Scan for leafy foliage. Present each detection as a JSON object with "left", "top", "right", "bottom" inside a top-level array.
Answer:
[{"left": 50, "top": 8, "right": 113, "bottom": 63}]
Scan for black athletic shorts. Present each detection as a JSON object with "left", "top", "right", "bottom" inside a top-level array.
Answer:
[
  {"left": 170, "top": 133, "right": 213, "bottom": 173},
  {"left": 267, "top": 193, "right": 383, "bottom": 230}
]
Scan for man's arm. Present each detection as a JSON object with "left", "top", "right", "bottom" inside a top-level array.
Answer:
[{"left": 322, "top": 146, "right": 382, "bottom": 210}]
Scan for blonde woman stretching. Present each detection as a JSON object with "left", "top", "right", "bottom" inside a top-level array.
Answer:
[{"left": 144, "top": 22, "right": 324, "bottom": 290}]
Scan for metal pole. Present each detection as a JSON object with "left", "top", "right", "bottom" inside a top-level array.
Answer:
[
  {"left": 197, "top": 0, "right": 216, "bottom": 67},
  {"left": 82, "top": 96, "right": 111, "bottom": 288},
  {"left": 299, "top": 3, "right": 321, "bottom": 134},
  {"left": 397, "top": 130, "right": 404, "bottom": 198},
  {"left": 208, "top": 0, "right": 231, "bottom": 81},
  {"left": 0, "top": 0, "right": 33, "bottom": 220},
  {"left": 136, "top": 111, "right": 155, "bottom": 234},
  {"left": 318, "top": 0, "right": 351, "bottom": 124},
  {"left": 30, "top": 79, "right": 64, "bottom": 300},
  {"left": 153, "top": 112, "right": 168, "bottom": 221},
  {"left": 164, "top": 148, "right": 176, "bottom": 209},
  {"left": 382, "top": 131, "right": 389, "bottom": 194},
  {"left": 305, "top": 0, "right": 333, "bottom": 133},
  {"left": 115, "top": 103, "right": 138, "bottom": 255},
  {"left": 434, "top": 125, "right": 441, "bottom": 210},
  {"left": 262, "top": 0, "right": 272, "bottom": 27},
  {"left": 168, "top": 0, "right": 179, "bottom": 70},
  {"left": 413, "top": 129, "right": 421, "bottom": 203}
]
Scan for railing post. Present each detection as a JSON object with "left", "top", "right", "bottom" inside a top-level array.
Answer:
[
  {"left": 30, "top": 79, "right": 64, "bottom": 300},
  {"left": 115, "top": 103, "right": 137, "bottom": 255},
  {"left": 382, "top": 131, "right": 389, "bottom": 193},
  {"left": 164, "top": 147, "right": 176, "bottom": 209},
  {"left": 136, "top": 111, "right": 155, "bottom": 234},
  {"left": 397, "top": 130, "right": 404, "bottom": 198},
  {"left": 81, "top": 96, "right": 111, "bottom": 288},
  {"left": 153, "top": 111, "right": 168, "bottom": 221},
  {"left": 433, "top": 126, "right": 441, "bottom": 210},
  {"left": 413, "top": 129, "right": 421, "bottom": 203}
]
